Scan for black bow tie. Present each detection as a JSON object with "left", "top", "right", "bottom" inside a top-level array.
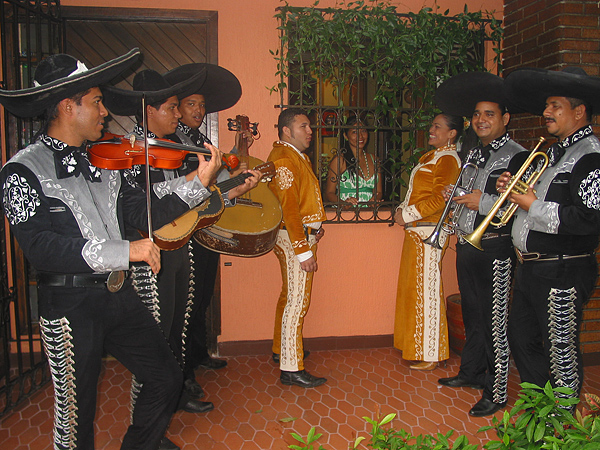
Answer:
[
  {"left": 54, "top": 146, "right": 102, "bottom": 182},
  {"left": 188, "top": 128, "right": 206, "bottom": 147}
]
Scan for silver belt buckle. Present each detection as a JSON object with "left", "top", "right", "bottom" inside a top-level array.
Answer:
[{"left": 106, "top": 271, "right": 125, "bottom": 293}]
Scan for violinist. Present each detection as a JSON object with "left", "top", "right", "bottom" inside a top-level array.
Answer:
[
  {"left": 102, "top": 68, "right": 259, "bottom": 450},
  {"left": 0, "top": 50, "right": 217, "bottom": 450},
  {"left": 163, "top": 63, "right": 250, "bottom": 388}
]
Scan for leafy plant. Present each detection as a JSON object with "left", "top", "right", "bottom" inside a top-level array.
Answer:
[
  {"left": 481, "top": 382, "right": 579, "bottom": 449},
  {"left": 479, "top": 382, "right": 600, "bottom": 449},
  {"left": 576, "top": 392, "right": 600, "bottom": 425},
  {"left": 289, "top": 426, "right": 328, "bottom": 450},
  {"left": 362, "top": 412, "right": 477, "bottom": 449},
  {"left": 288, "top": 383, "right": 600, "bottom": 450},
  {"left": 271, "top": 0, "right": 503, "bottom": 196}
]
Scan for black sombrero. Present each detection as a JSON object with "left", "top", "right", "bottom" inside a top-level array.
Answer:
[
  {"left": 504, "top": 67, "right": 600, "bottom": 116},
  {"left": 163, "top": 63, "right": 241, "bottom": 113},
  {"left": 102, "top": 67, "right": 208, "bottom": 117},
  {"left": 0, "top": 48, "right": 141, "bottom": 118},
  {"left": 434, "top": 71, "right": 519, "bottom": 117}
]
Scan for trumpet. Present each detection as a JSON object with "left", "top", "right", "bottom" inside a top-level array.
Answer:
[
  {"left": 423, "top": 152, "right": 478, "bottom": 249},
  {"left": 462, "top": 137, "right": 548, "bottom": 251}
]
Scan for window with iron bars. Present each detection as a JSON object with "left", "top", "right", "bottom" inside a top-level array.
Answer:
[
  {"left": 284, "top": 72, "right": 414, "bottom": 224},
  {"left": 274, "top": 5, "right": 500, "bottom": 224}
]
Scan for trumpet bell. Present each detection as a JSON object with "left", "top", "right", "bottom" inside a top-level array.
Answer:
[
  {"left": 461, "top": 230, "right": 483, "bottom": 251},
  {"left": 422, "top": 229, "right": 444, "bottom": 249}
]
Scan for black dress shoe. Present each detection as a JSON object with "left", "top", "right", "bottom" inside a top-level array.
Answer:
[
  {"left": 182, "top": 399, "right": 214, "bottom": 413},
  {"left": 272, "top": 350, "right": 311, "bottom": 364},
  {"left": 438, "top": 375, "right": 484, "bottom": 389},
  {"left": 184, "top": 378, "right": 205, "bottom": 399},
  {"left": 469, "top": 397, "right": 506, "bottom": 417},
  {"left": 280, "top": 370, "right": 326, "bottom": 388},
  {"left": 159, "top": 437, "right": 180, "bottom": 450},
  {"left": 197, "top": 356, "right": 228, "bottom": 370}
]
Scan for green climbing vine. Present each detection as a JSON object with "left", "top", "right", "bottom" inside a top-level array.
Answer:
[{"left": 271, "top": 0, "right": 503, "bottom": 200}]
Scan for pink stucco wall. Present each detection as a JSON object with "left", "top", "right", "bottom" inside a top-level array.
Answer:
[{"left": 60, "top": 0, "right": 503, "bottom": 345}]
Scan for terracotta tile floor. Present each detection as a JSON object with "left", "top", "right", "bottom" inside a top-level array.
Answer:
[{"left": 2, "top": 348, "right": 600, "bottom": 449}]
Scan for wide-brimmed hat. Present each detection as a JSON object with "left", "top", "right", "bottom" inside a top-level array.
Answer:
[
  {"left": 163, "top": 63, "right": 241, "bottom": 113},
  {"left": 0, "top": 48, "right": 141, "bottom": 118},
  {"left": 102, "top": 67, "right": 208, "bottom": 116},
  {"left": 434, "top": 71, "right": 519, "bottom": 117},
  {"left": 504, "top": 66, "right": 600, "bottom": 115}
]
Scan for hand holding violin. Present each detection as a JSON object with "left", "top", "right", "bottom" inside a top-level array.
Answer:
[{"left": 189, "top": 143, "right": 225, "bottom": 187}]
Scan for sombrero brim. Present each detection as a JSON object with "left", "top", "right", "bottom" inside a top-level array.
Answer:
[
  {"left": 504, "top": 67, "right": 600, "bottom": 116},
  {"left": 0, "top": 48, "right": 141, "bottom": 118},
  {"left": 102, "top": 68, "right": 208, "bottom": 117},
  {"left": 164, "top": 63, "right": 241, "bottom": 113},
  {"left": 435, "top": 71, "right": 521, "bottom": 117}
]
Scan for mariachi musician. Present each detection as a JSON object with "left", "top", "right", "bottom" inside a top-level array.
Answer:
[
  {"left": 434, "top": 72, "right": 528, "bottom": 417},
  {"left": 163, "top": 63, "right": 252, "bottom": 385},
  {"left": 500, "top": 67, "right": 600, "bottom": 404},
  {"left": 102, "top": 68, "right": 260, "bottom": 449},
  {"left": 0, "top": 49, "right": 222, "bottom": 450}
]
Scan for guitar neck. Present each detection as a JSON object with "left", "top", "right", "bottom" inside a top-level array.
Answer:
[{"left": 216, "top": 172, "right": 251, "bottom": 193}]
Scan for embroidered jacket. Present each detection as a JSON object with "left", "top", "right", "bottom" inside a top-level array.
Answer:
[
  {"left": 170, "top": 122, "right": 212, "bottom": 175},
  {"left": 267, "top": 141, "right": 326, "bottom": 256},
  {"left": 1, "top": 137, "right": 209, "bottom": 274},
  {"left": 167, "top": 123, "right": 235, "bottom": 201},
  {"left": 512, "top": 126, "right": 600, "bottom": 254},
  {"left": 455, "top": 133, "right": 527, "bottom": 235},
  {"left": 400, "top": 145, "right": 460, "bottom": 224}
]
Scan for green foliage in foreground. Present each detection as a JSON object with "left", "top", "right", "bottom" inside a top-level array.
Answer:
[{"left": 289, "top": 382, "right": 600, "bottom": 449}]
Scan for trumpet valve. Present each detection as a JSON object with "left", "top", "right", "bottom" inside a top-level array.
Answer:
[
  {"left": 453, "top": 186, "right": 471, "bottom": 197},
  {"left": 512, "top": 179, "right": 532, "bottom": 195}
]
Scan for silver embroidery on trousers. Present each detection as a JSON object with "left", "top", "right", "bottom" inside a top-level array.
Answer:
[
  {"left": 491, "top": 257, "right": 512, "bottom": 404},
  {"left": 131, "top": 264, "right": 160, "bottom": 322},
  {"left": 129, "top": 264, "right": 159, "bottom": 419},
  {"left": 129, "top": 377, "right": 143, "bottom": 424},
  {"left": 548, "top": 287, "right": 580, "bottom": 404},
  {"left": 181, "top": 241, "right": 195, "bottom": 364},
  {"left": 40, "top": 316, "right": 78, "bottom": 450}
]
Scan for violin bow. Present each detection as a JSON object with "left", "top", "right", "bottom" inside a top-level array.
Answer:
[{"left": 141, "top": 94, "right": 154, "bottom": 242}]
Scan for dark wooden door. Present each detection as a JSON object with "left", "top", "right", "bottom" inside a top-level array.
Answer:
[
  {"left": 63, "top": 7, "right": 218, "bottom": 135},
  {"left": 62, "top": 6, "right": 222, "bottom": 354}
]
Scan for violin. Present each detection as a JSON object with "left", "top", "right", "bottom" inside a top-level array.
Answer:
[{"left": 87, "top": 132, "right": 239, "bottom": 171}]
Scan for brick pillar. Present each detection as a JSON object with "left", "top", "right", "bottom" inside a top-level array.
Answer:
[{"left": 503, "top": 0, "right": 600, "bottom": 363}]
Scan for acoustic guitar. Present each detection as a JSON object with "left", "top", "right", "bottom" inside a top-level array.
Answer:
[
  {"left": 193, "top": 115, "right": 283, "bottom": 257},
  {"left": 151, "top": 161, "right": 275, "bottom": 250}
]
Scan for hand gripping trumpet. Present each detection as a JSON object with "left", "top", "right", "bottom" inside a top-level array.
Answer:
[
  {"left": 423, "top": 149, "right": 478, "bottom": 249},
  {"left": 462, "top": 137, "right": 548, "bottom": 251}
]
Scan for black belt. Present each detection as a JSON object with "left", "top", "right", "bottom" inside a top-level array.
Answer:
[
  {"left": 37, "top": 271, "right": 130, "bottom": 292},
  {"left": 515, "top": 248, "right": 594, "bottom": 264}
]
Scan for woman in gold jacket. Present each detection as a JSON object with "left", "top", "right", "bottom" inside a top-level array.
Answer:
[{"left": 393, "top": 113, "right": 463, "bottom": 370}]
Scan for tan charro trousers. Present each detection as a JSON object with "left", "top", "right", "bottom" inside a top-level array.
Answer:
[{"left": 272, "top": 229, "right": 317, "bottom": 372}]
